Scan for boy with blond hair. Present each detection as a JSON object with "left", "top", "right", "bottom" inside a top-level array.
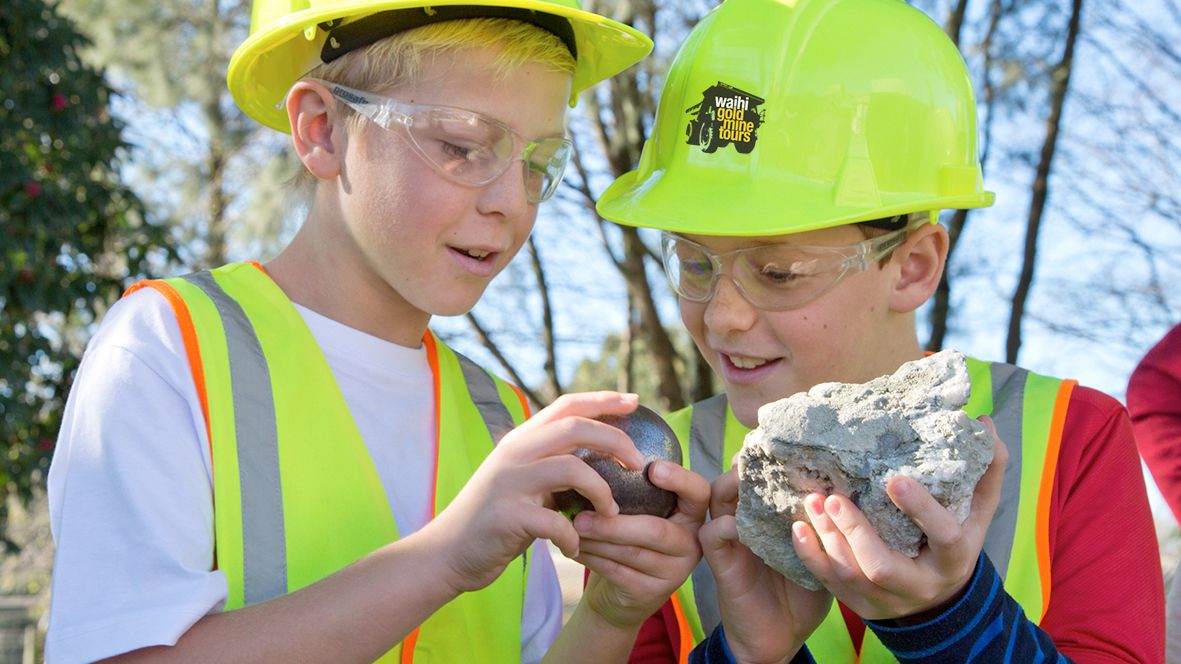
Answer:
[
  {"left": 597, "top": 0, "right": 1164, "bottom": 661},
  {"left": 46, "top": 2, "right": 709, "bottom": 662}
]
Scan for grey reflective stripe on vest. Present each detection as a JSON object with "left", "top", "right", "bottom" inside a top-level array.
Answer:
[
  {"left": 689, "top": 394, "right": 728, "bottom": 485},
  {"left": 453, "top": 350, "right": 517, "bottom": 444},
  {"left": 689, "top": 394, "right": 728, "bottom": 635},
  {"left": 183, "top": 271, "right": 287, "bottom": 607},
  {"left": 452, "top": 350, "right": 530, "bottom": 575},
  {"left": 981, "top": 362, "right": 1027, "bottom": 580}
]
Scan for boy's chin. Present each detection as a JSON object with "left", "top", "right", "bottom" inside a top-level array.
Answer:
[{"left": 426, "top": 293, "right": 487, "bottom": 318}]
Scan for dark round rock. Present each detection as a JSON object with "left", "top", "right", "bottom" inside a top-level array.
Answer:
[{"left": 552, "top": 404, "right": 683, "bottom": 518}]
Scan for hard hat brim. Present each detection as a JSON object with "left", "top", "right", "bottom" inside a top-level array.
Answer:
[
  {"left": 229, "top": 0, "right": 652, "bottom": 132},
  {"left": 597, "top": 167, "right": 996, "bottom": 237}
]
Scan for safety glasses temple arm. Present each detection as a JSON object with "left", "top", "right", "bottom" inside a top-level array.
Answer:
[{"left": 315, "top": 80, "right": 401, "bottom": 127}]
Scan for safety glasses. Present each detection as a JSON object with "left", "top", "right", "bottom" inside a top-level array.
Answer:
[
  {"left": 661, "top": 226, "right": 912, "bottom": 311},
  {"left": 323, "top": 81, "right": 573, "bottom": 203}
]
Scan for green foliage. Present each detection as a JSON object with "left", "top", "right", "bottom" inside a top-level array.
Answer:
[
  {"left": 0, "top": 0, "right": 169, "bottom": 547},
  {"left": 58, "top": 0, "right": 296, "bottom": 267}
]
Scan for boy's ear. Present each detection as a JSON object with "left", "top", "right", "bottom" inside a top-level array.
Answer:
[
  {"left": 287, "top": 81, "right": 343, "bottom": 180},
  {"left": 888, "top": 222, "right": 948, "bottom": 313}
]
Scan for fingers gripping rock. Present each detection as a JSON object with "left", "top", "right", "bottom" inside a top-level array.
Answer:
[{"left": 736, "top": 350, "right": 994, "bottom": 590}]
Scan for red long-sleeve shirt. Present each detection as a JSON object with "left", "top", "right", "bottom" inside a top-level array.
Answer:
[
  {"left": 631, "top": 386, "right": 1165, "bottom": 663},
  {"left": 1129, "top": 323, "right": 1181, "bottom": 524}
]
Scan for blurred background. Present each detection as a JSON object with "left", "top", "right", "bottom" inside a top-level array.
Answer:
[{"left": 2, "top": 0, "right": 1180, "bottom": 658}]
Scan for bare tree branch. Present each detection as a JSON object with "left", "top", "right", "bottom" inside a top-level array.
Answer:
[
  {"left": 1007, "top": 0, "right": 1084, "bottom": 363},
  {"left": 466, "top": 311, "right": 546, "bottom": 408},
  {"left": 929, "top": 0, "right": 1008, "bottom": 350}
]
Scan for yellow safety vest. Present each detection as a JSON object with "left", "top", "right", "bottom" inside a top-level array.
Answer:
[
  {"left": 664, "top": 356, "right": 1076, "bottom": 663},
  {"left": 127, "top": 261, "right": 531, "bottom": 663}
]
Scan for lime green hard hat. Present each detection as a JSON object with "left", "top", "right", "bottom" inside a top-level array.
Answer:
[
  {"left": 596, "top": 0, "right": 994, "bottom": 237},
  {"left": 229, "top": 0, "right": 653, "bottom": 132}
]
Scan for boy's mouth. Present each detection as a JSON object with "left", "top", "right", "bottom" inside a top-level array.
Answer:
[
  {"left": 719, "top": 352, "right": 782, "bottom": 385},
  {"left": 726, "top": 353, "right": 770, "bottom": 370},
  {"left": 455, "top": 247, "right": 493, "bottom": 261},
  {"left": 448, "top": 244, "right": 502, "bottom": 278}
]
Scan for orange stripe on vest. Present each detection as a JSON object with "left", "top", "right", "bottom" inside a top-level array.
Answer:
[
  {"left": 124, "top": 280, "right": 212, "bottom": 460},
  {"left": 1037, "top": 379, "right": 1076, "bottom": 618}
]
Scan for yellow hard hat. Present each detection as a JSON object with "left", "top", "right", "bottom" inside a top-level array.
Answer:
[
  {"left": 596, "top": 0, "right": 994, "bottom": 237},
  {"left": 229, "top": 0, "right": 652, "bottom": 132}
]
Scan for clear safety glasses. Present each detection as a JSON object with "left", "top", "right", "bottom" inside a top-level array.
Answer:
[
  {"left": 323, "top": 81, "right": 573, "bottom": 203},
  {"left": 661, "top": 226, "right": 912, "bottom": 311}
]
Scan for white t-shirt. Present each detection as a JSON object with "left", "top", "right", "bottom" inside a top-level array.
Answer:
[{"left": 45, "top": 287, "right": 562, "bottom": 663}]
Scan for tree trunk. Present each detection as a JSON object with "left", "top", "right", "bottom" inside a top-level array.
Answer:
[
  {"left": 620, "top": 300, "right": 637, "bottom": 394},
  {"left": 577, "top": 2, "right": 687, "bottom": 412},
  {"left": 620, "top": 227, "right": 685, "bottom": 411},
  {"left": 204, "top": 1, "right": 228, "bottom": 267},
  {"left": 206, "top": 140, "right": 227, "bottom": 267},
  {"left": 527, "top": 237, "right": 563, "bottom": 400},
  {"left": 1006, "top": 0, "right": 1083, "bottom": 363},
  {"left": 928, "top": 0, "right": 1007, "bottom": 351},
  {"left": 944, "top": 0, "right": 970, "bottom": 43}
]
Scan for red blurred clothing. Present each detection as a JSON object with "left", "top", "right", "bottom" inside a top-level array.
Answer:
[
  {"left": 1129, "top": 323, "right": 1181, "bottom": 523},
  {"left": 631, "top": 385, "right": 1165, "bottom": 663}
]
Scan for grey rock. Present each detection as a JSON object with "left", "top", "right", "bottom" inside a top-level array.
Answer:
[{"left": 735, "top": 350, "right": 993, "bottom": 590}]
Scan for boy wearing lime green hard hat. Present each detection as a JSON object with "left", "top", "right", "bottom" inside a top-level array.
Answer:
[
  {"left": 597, "top": 0, "right": 1164, "bottom": 662},
  {"left": 45, "top": 2, "right": 712, "bottom": 662}
]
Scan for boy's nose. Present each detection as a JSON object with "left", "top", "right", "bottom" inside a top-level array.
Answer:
[
  {"left": 476, "top": 162, "right": 531, "bottom": 220},
  {"left": 702, "top": 275, "right": 758, "bottom": 336}
]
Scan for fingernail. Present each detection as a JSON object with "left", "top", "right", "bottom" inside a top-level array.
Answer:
[
  {"left": 573, "top": 513, "right": 593, "bottom": 533},
  {"left": 805, "top": 496, "right": 824, "bottom": 518},
  {"left": 893, "top": 477, "right": 911, "bottom": 497},
  {"left": 649, "top": 461, "right": 668, "bottom": 481},
  {"left": 621, "top": 393, "right": 639, "bottom": 403},
  {"left": 825, "top": 498, "right": 841, "bottom": 517},
  {"left": 792, "top": 521, "right": 808, "bottom": 542}
]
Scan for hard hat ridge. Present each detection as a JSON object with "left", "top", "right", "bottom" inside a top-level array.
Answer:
[
  {"left": 319, "top": 6, "right": 579, "bottom": 64},
  {"left": 595, "top": 0, "right": 995, "bottom": 237}
]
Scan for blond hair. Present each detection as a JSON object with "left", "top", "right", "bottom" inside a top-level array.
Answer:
[{"left": 307, "top": 17, "right": 575, "bottom": 130}]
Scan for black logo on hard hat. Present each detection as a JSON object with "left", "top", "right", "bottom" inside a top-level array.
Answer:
[{"left": 685, "top": 82, "right": 766, "bottom": 154}]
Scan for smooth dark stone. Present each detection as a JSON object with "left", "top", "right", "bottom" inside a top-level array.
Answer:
[{"left": 552, "top": 404, "right": 683, "bottom": 518}]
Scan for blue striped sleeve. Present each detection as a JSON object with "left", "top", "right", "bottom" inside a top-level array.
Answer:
[
  {"left": 687, "top": 625, "right": 816, "bottom": 664},
  {"left": 865, "top": 554, "right": 1070, "bottom": 663}
]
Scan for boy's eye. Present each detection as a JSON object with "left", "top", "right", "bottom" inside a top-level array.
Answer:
[
  {"left": 759, "top": 265, "right": 801, "bottom": 285},
  {"left": 440, "top": 141, "right": 477, "bottom": 161},
  {"left": 679, "top": 255, "right": 711, "bottom": 277},
  {"left": 757, "top": 260, "right": 817, "bottom": 286}
]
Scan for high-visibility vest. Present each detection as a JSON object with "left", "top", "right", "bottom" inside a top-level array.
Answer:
[
  {"left": 663, "top": 356, "right": 1077, "bottom": 663},
  {"left": 126, "top": 261, "right": 532, "bottom": 663}
]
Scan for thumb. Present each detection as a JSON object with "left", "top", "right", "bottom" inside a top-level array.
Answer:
[{"left": 699, "top": 514, "right": 741, "bottom": 561}]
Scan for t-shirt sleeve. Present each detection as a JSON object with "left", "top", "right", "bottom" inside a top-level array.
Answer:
[
  {"left": 1127, "top": 323, "right": 1181, "bottom": 522},
  {"left": 45, "top": 288, "right": 227, "bottom": 663},
  {"left": 520, "top": 540, "right": 564, "bottom": 664},
  {"left": 1038, "top": 386, "right": 1165, "bottom": 662}
]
